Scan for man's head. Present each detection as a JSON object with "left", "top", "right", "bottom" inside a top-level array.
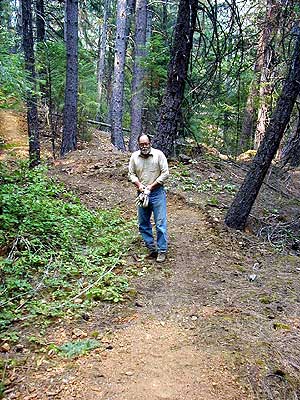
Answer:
[{"left": 138, "top": 134, "right": 151, "bottom": 156}]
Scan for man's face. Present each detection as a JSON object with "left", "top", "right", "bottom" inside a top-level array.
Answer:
[{"left": 138, "top": 137, "right": 151, "bottom": 156}]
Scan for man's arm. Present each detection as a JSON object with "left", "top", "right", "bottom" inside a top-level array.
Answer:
[{"left": 128, "top": 154, "right": 144, "bottom": 192}]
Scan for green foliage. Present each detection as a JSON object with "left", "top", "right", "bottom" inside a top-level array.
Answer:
[
  {"left": 145, "top": 33, "right": 169, "bottom": 87},
  {"left": 42, "top": 41, "right": 66, "bottom": 111},
  {"left": 172, "top": 164, "right": 237, "bottom": 195},
  {"left": 0, "top": 29, "right": 26, "bottom": 108},
  {"left": 52, "top": 338, "right": 100, "bottom": 358},
  {"left": 0, "top": 382, "right": 4, "bottom": 398},
  {"left": 39, "top": 41, "right": 98, "bottom": 134},
  {"left": 87, "top": 274, "right": 128, "bottom": 302},
  {"left": 0, "top": 161, "right": 137, "bottom": 331},
  {"left": 142, "top": 33, "right": 170, "bottom": 135}
]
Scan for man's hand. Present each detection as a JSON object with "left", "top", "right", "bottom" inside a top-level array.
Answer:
[
  {"left": 135, "top": 182, "right": 145, "bottom": 192},
  {"left": 138, "top": 184, "right": 145, "bottom": 192}
]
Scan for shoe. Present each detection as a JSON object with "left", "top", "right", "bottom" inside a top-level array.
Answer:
[
  {"left": 156, "top": 252, "right": 166, "bottom": 263},
  {"left": 146, "top": 250, "right": 158, "bottom": 259}
]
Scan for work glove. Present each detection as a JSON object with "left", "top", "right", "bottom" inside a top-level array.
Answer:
[
  {"left": 135, "top": 188, "right": 150, "bottom": 208},
  {"left": 135, "top": 192, "right": 144, "bottom": 207},
  {"left": 142, "top": 188, "right": 150, "bottom": 207}
]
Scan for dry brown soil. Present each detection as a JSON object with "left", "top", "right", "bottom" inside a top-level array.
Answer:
[{"left": 1, "top": 111, "right": 300, "bottom": 400}]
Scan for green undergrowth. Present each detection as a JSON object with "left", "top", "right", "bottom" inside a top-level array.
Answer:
[
  {"left": 51, "top": 338, "right": 101, "bottom": 358},
  {"left": 171, "top": 163, "right": 237, "bottom": 195},
  {"left": 0, "top": 161, "right": 137, "bottom": 333}
]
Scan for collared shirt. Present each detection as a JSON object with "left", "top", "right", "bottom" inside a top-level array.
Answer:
[{"left": 128, "top": 147, "right": 169, "bottom": 186}]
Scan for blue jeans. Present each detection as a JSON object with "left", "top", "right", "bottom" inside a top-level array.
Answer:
[{"left": 138, "top": 186, "right": 168, "bottom": 253}]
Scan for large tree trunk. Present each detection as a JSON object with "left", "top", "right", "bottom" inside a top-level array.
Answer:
[
  {"left": 225, "top": 32, "right": 300, "bottom": 230},
  {"left": 254, "top": 0, "right": 281, "bottom": 149},
  {"left": 128, "top": 0, "right": 147, "bottom": 151},
  {"left": 152, "top": 0, "right": 198, "bottom": 158},
  {"left": 35, "top": 0, "right": 45, "bottom": 42},
  {"left": 110, "top": 0, "right": 127, "bottom": 151},
  {"left": 96, "top": 0, "right": 111, "bottom": 120},
  {"left": 60, "top": 0, "right": 78, "bottom": 156},
  {"left": 239, "top": 0, "right": 280, "bottom": 153},
  {"left": 21, "top": 0, "right": 40, "bottom": 168},
  {"left": 110, "top": 0, "right": 134, "bottom": 151}
]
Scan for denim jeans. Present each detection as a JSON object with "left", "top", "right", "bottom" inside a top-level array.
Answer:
[{"left": 138, "top": 186, "right": 168, "bottom": 253}]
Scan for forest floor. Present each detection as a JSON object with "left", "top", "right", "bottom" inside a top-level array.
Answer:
[{"left": 1, "top": 110, "right": 300, "bottom": 400}]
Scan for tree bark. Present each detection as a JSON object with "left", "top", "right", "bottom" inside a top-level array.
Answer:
[
  {"left": 96, "top": 0, "right": 111, "bottom": 120},
  {"left": 280, "top": 110, "right": 300, "bottom": 168},
  {"left": 152, "top": 0, "right": 198, "bottom": 158},
  {"left": 128, "top": 0, "right": 147, "bottom": 151},
  {"left": 35, "top": 0, "right": 45, "bottom": 42},
  {"left": 61, "top": 0, "right": 78, "bottom": 156},
  {"left": 225, "top": 32, "right": 300, "bottom": 230},
  {"left": 254, "top": 0, "right": 281, "bottom": 149},
  {"left": 110, "top": 0, "right": 129, "bottom": 151},
  {"left": 239, "top": 0, "right": 280, "bottom": 153},
  {"left": 21, "top": 0, "right": 40, "bottom": 168}
]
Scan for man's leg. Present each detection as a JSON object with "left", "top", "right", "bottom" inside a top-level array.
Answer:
[
  {"left": 138, "top": 205, "right": 156, "bottom": 251},
  {"left": 151, "top": 188, "right": 168, "bottom": 254}
]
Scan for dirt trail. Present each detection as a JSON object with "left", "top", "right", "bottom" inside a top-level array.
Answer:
[
  {"left": 0, "top": 110, "right": 28, "bottom": 161},
  {"left": 2, "top": 111, "right": 300, "bottom": 400},
  {"left": 11, "top": 199, "right": 248, "bottom": 400}
]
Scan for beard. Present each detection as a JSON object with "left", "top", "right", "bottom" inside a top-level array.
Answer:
[{"left": 140, "top": 147, "right": 151, "bottom": 156}]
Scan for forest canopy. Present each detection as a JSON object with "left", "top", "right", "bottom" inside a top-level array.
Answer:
[{"left": 0, "top": 0, "right": 299, "bottom": 159}]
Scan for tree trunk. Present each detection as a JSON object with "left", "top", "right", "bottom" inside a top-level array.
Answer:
[
  {"left": 35, "top": 0, "right": 48, "bottom": 104},
  {"left": 239, "top": 0, "right": 280, "bottom": 153},
  {"left": 35, "top": 0, "right": 45, "bottom": 42},
  {"left": 146, "top": 3, "right": 152, "bottom": 42},
  {"left": 280, "top": 110, "right": 300, "bottom": 168},
  {"left": 110, "top": 0, "right": 129, "bottom": 151},
  {"left": 61, "top": 0, "right": 78, "bottom": 156},
  {"left": 128, "top": 0, "right": 147, "bottom": 151},
  {"left": 21, "top": 0, "right": 40, "bottom": 168},
  {"left": 96, "top": 0, "right": 111, "bottom": 120},
  {"left": 152, "top": 0, "right": 198, "bottom": 158},
  {"left": 225, "top": 32, "right": 300, "bottom": 230},
  {"left": 254, "top": 0, "right": 280, "bottom": 149}
]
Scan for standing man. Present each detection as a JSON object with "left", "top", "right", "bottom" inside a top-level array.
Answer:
[{"left": 128, "top": 134, "right": 169, "bottom": 262}]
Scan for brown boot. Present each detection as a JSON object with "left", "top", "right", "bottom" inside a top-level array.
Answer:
[{"left": 146, "top": 249, "right": 158, "bottom": 259}]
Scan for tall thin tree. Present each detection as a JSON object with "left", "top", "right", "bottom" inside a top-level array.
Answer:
[
  {"left": 61, "top": 0, "right": 78, "bottom": 156},
  {"left": 225, "top": 31, "right": 300, "bottom": 230},
  {"left": 128, "top": 0, "right": 147, "bottom": 151},
  {"left": 21, "top": 0, "right": 40, "bottom": 167},
  {"left": 152, "top": 0, "right": 198, "bottom": 157},
  {"left": 239, "top": 0, "right": 281, "bottom": 152},
  {"left": 96, "top": 0, "right": 111, "bottom": 120},
  {"left": 110, "top": 0, "right": 128, "bottom": 151},
  {"left": 35, "top": 0, "right": 45, "bottom": 42}
]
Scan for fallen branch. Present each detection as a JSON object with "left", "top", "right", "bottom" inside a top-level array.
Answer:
[
  {"left": 72, "top": 258, "right": 121, "bottom": 300},
  {"left": 86, "top": 119, "right": 131, "bottom": 133}
]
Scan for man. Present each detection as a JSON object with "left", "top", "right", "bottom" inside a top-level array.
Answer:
[{"left": 128, "top": 134, "right": 169, "bottom": 262}]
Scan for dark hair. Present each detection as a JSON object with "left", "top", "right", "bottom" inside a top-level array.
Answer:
[{"left": 138, "top": 134, "right": 151, "bottom": 143}]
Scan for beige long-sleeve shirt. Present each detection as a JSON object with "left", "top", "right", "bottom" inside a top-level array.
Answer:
[{"left": 128, "top": 147, "right": 169, "bottom": 187}]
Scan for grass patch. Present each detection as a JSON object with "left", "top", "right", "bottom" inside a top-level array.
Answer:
[{"left": 0, "top": 161, "right": 137, "bottom": 332}]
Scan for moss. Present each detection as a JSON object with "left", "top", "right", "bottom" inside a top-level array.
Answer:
[
  {"left": 273, "top": 322, "right": 290, "bottom": 330},
  {"left": 233, "top": 264, "right": 246, "bottom": 272},
  {"left": 259, "top": 296, "right": 274, "bottom": 304}
]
